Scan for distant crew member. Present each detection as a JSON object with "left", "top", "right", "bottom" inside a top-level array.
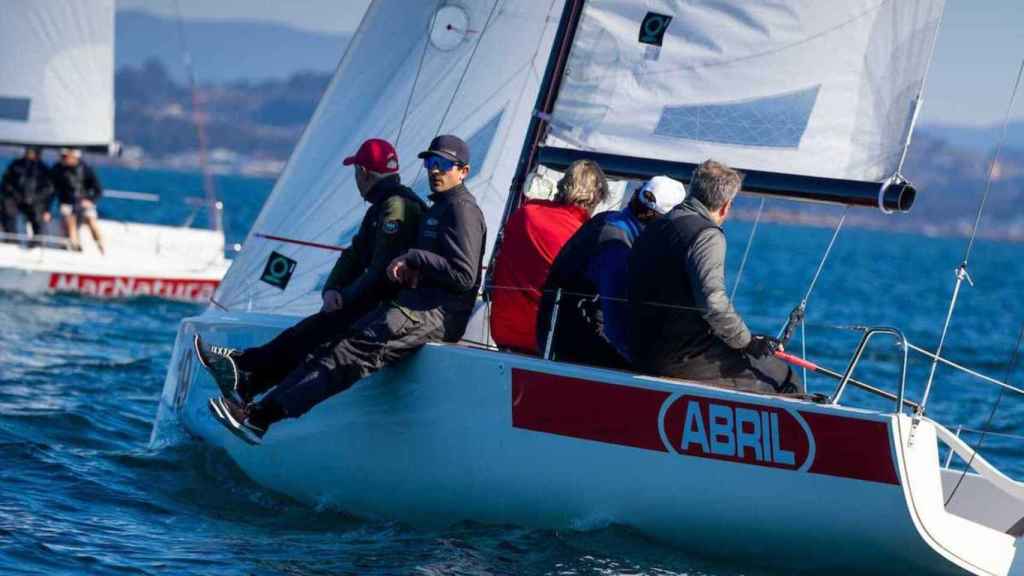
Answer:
[
  {"left": 52, "top": 148, "right": 104, "bottom": 253},
  {"left": 195, "top": 137, "right": 425, "bottom": 418},
  {"left": 198, "top": 135, "right": 486, "bottom": 445},
  {"left": 1, "top": 146, "right": 54, "bottom": 246},
  {"left": 489, "top": 159, "right": 609, "bottom": 354},
  {"left": 537, "top": 175, "right": 686, "bottom": 369},
  {"left": 629, "top": 160, "right": 803, "bottom": 394}
]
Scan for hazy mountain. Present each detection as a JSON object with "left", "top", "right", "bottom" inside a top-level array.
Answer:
[
  {"left": 115, "top": 10, "right": 349, "bottom": 83},
  {"left": 918, "top": 121, "right": 1024, "bottom": 154}
]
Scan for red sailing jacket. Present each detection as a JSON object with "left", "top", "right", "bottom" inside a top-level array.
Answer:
[{"left": 490, "top": 199, "right": 589, "bottom": 354}]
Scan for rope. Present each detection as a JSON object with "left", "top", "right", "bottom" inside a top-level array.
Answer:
[
  {"left": 921, "top": 59, "right": 1024, "bottom": 410},
  {"left": 394, "top": 4, "right": 437, "bottom": 149},
  {"left": 945, "top": 324, "right": 1024, "bottom": 506}
]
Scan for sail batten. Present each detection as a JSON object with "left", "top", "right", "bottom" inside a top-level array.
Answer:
[{"left": 0, "top": 0, "right": 115, "bottom": 150}]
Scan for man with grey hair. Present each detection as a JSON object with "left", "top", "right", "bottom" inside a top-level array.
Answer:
[{"left": 628, "top": 160, "right": 802, "bottom": 394}]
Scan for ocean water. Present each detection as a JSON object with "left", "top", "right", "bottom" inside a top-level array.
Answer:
[{"left": 1, "top": 166, "right": 1023, "bottom": 575}]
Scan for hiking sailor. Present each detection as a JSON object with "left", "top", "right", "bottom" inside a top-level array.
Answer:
[
  {"left": 489, "top": 159, "right": 609, "bottom": 354},
  {"left": 629, "top": 160, "right": 803, "bottom": 394},
  {"left": 195, "top": 137, "right": 425, "bottom": 419},
  {"left": 537, "top": 175, "right": 686, "bottom": 369},
  {"left": 52, "top": 148, "right": 104, "bottom": 253},
  {"left": 197, "top": 135, "right": 486, "bottom": 444},
  {"left": 1, "top": 146, "right": 54, "bottom": 246}
]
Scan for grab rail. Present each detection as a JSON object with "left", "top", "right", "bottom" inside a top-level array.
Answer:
[{"left": 831, "top": 327, "right": 909, "bottom": 412}]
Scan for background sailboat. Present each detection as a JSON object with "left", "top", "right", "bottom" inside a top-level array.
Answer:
[
  {"left": 155, "top": 1, "right": 1024, "bottom": 573},
  {"left": 0, "top": 0, "right": 229, "bottom": 302}
]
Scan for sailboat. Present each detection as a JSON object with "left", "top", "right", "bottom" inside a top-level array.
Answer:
[
  {"left": 0, "top": 0, "right": 229, "bottom": 303},
  {"left": 154, "top": 1, "right": 1024, "bottom": 573}
]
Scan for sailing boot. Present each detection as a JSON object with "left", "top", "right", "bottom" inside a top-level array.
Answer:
[
  {"left": 207, "top": 396, "right": 267, "bottom": 446},
  {"left": 194, "top": 334, "right": 251, "bottom": 406}
]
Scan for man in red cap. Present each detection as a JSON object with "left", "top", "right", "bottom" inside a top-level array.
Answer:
[{"left": 195, "top": 137, "right": 425, "bottom": 436}]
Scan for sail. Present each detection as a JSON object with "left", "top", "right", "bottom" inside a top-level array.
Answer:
[
  {"left": 0, "top": 0, "right": 115, "bottom": 150},
  {"left": 542, "top": 0, "right": 944, "bottom": 185},
  {"left": 214, "top": 0, "right": 563, "bottom": 315}
]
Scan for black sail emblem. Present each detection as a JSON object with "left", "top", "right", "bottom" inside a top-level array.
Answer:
[
  {"left": 639, "top": 12, "right": 672, "bottom": 46},
  {"left": 261, "top": 251, "right": 297, "bottom": 289}
]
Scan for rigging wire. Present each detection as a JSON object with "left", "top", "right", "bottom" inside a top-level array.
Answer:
[
  {"left": 729, "top": 197, "right": 765, "bottom": 301},
  {"left": 920, "top": 59, "right": 1024, "bottom": 411},
  {"left": 945, "top": 324, "right": 1024, "bottom": 506},
  {"left": 394, "top": 3, "right": 437, "bottom": 149},
  {"left": 777, "top": 207, "right": 847, "bottom": 344}
]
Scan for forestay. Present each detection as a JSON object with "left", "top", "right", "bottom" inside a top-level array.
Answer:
[
  {"left": 543, "top": 0, "right": 944, "bottom": 184},
  {"left": 0, "top": 0, "right": 115, "bottom": 149},
  {"left": 214, "top": 0, "right": 563, "bottom": 316}
]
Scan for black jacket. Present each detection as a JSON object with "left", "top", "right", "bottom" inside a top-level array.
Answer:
[
  {"left": 1, "top": 158, "right": 53, "bottom": 208},
  {"left": 629, "top": 197, "right": 751, "bottom": 373},
  {"left": 399, "top": 183, "right": 486, "bottom": 340},
  {"left": 323, "top": 175, "right": 426, "bottom": 309},
  {"left": 52, "top": 162, "right": 102, "bottom": 205}
]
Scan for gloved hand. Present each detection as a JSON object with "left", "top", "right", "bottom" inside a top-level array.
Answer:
[{"left": 745, "top": 334, "right": 781, "bottom": 358}]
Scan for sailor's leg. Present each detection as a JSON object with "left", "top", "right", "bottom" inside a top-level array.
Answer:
[
  {"left": 61, "top": 204, "right": 79, "bottom": 250},
  {"left": 743, "top": 354, "right": 804, "bottom": 394},
  {"left": 21, "top": 205, "right": 44, "bottom": 247},
  {"left": 236, "top": 304, "right": 372, "bottom": 397},
  {"left": 253, "top": 304, "right": 445, "bottom": 428},
  {"left": 0, "top": 198, "right": 17, "bottom": 242},
  {"left": 81, "top": 201, "right": 104, "bottom": 254}
]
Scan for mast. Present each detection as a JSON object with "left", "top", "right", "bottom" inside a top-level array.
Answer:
[
  {"left": 487, "top": 0, "right": 585, "bottom": 280},
  {"left": 174, "top": 1, "right": 221, "bottom": 233}
]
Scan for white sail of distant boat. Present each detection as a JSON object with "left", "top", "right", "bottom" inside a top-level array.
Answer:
[
  {"left": 0, "top": 0, "right": 115, "bottom": 150},
  {"left": 158, "top": 2, "right": 1024, "bottom": 574},
  {"left": 0, "top": 0, "right": 230, "bottom": 302}
]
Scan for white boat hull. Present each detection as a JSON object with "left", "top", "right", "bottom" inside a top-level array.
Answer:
[
  {"left": 154, "top": 311, "right": 1024, "bottom": 575},
  {"left": 0, "top": 219, "right": 229, "bottom": 303}
]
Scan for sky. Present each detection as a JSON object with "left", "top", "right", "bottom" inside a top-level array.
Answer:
[{"left": 120, "top": 0, "right": 1023, "bottom": 126}]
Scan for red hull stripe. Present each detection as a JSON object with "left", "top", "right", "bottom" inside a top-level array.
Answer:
[
  {"left": 47, "top": 273, "right": 219, "bottom": 302},
  {"left": 510, "top": 368, "right": 900, "bottom": 485},
  {"left": 511, "top": 368, "right": 670, "bottom": 452}
]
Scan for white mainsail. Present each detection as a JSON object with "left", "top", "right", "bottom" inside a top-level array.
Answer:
[
  {"left": 214, "top": 0, "right": 563, "bottom": 315},
  {"left": 544, "top": 0, "right": 945, "bottom": 183},
  {"left": 0, "top": 0, "right": 115, "bottom": 149}
]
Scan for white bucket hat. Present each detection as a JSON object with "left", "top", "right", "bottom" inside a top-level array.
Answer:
[{"left": 635, "top": 175, "right": 686, "bottom": 215}]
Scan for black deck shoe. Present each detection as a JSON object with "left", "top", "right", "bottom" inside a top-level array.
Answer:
[
  {"left": 194, "top": 334, "right": 249, "bottom": 406},
  {"left": 207, "top": 396, "right": 266, "bottom": 446}
]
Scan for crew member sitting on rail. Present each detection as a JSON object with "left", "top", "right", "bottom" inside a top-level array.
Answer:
[
  {"left": 52, "top": 148, "right": 104, "bottom": 253},
  {"left": 195, "top": 137, "right": 425, "bottom": 429},
  {"left": 1, "top": 146, "right": 54, "bottom": 247},
  {"left": 489, "top": 159, "right": 608, "bottom": 354},
  {"left": 537, "top": 175, "right": 686, "bottom": 369},
  {"left": 629, "top": 160, "right": 803, "bottom": 394},
  {"left": 198, "top": 135, "right": 486, "bottom": 445}
]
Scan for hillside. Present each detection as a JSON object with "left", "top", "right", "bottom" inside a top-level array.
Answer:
[{"left": 115, "top": 11, "right": 349, "bottom": 83}]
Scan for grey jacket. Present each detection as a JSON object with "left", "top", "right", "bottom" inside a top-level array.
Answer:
[{"left": 681, "top": 198, "right": 752, "bottom": 350}]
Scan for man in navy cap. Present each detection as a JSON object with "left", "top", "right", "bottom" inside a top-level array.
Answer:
[{"left": 200, "top": 135, "right": 486, "bottom": 445}]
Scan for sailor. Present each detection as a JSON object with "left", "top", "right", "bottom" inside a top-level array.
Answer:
[
  {"left": 195, "top": 137, "right": 425, "bottom": 411},
  {"left": 628, "top": 160, "right": 803, "bottom": 394},
  {"left": 536, "top": 175, "right": 686, "bottom": 369},
  {"left": 489, "top": 159, "right": 609, "bottom": 354},
  {"left": 51, "top": 148, "right": 104, "bottom": 253},
  {"left": 1, "top": 146, "right": 54, "bottom": 247},
  {"left": 198, "top": 135, "right": 486, "bottom": 445}
]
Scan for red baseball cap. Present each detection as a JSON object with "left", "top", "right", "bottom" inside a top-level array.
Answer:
[{"left": 342, "top": 138, "right": 399, "bottom": 173}]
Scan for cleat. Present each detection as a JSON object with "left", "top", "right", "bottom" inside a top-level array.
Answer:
[
  {"left": 194, "top": 334, "right": 248, "bottom": 405},
  {"left": 208, "top": 396, "right": 265, "bottom": 446}
]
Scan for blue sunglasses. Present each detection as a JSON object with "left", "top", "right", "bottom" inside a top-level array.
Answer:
[{"left": 423, "top": 155, "right": 459, "bottom": 172}]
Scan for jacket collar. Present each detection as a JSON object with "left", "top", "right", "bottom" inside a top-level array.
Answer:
[
  {"left": 677, "top": 195, "right": 717, "bottom": 225},
  {"left": 428, "top": 182, "right": 469, "bottom": 204},
  {"left": 365, "top": 174, "right": 403, "bottom": 204}
]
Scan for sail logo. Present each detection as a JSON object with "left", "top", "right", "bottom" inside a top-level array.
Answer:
[
  {"left": 658, "top": 394, "right": 815, "bottom": 471},
  {"left": 48, "top": 273, "right": 217, "bottom": 302},
  {"left": 639, "top": 12, "right": 672, "bottom": 46},
  {"left": 261, "top": 251, "right": 296, "bottom": 289}
]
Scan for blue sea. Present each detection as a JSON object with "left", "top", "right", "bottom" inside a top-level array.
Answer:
[{"left": 1, "top": 166, "right": 1023, "bottom": 575}]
